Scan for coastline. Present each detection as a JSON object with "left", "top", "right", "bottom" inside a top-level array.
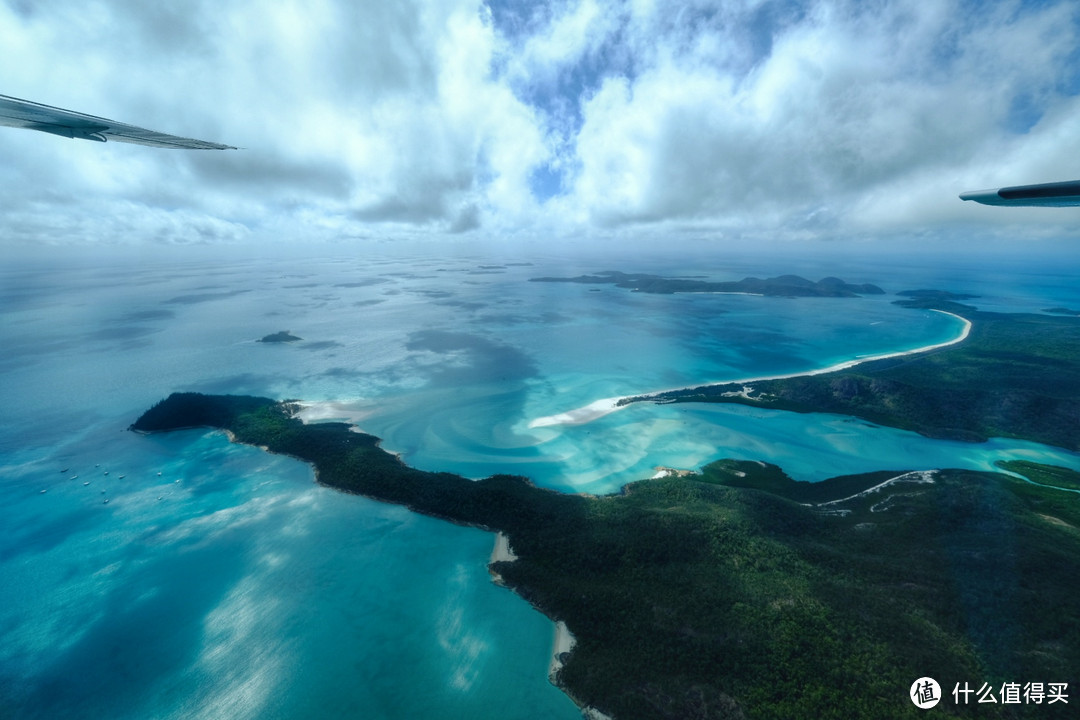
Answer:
[
  {"left": 487, "top": 531, "right": 517, "bottom": 586},
  {"left": 294, "top": 399, "right": 374, "bottom": 425},
  {"left": 218, "top": 422, "right": 599, "bottom": 717},
  {"left": 130, "top": 387, "right": 1080, "bottom": 718},
  {"left": 528, "top": 396, "right": 624, "bottom": 428},
  {"left": 813, "top": 469, "right": 938, "bottom": 507},
  {"left": 226, "top": 424, "right": 600, "bottom": 716},
  {"left": 486, "top": 532, "right": 612, "bottom": 719},
  {"left": 529, "top": 310, "right": 972, "bottom": 428},
  {"left": 548, "top": 619, "right": 613, "bottom": 720},
  {"left": 549, "top": 620, "right": 575, "bottom": 682}
]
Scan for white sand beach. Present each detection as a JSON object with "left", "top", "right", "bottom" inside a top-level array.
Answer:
[
  {"left": 489, "top": 531, "right": 517, "bottom": 563},
  {"left": 486, "top": 536, "right": 610, "bottom": 717},
  {"left": 546, "top": 621, "right": 615, "bottom": 720},
  {"left": 294, "top": 399, "right": 374, "bottom": 425},
  {"left": 548, "top": 620, "right": 576, "bottom": 681},
  {"left": 814, "top": 469, "right": 937, "bottom": 507},
  {"left": 487, "top": 532, "right": 517, "bottom": 587},
  {"left": 528, "top": 396, "right": 623, "bottom": 428},
  {"left": 530, "top": 310, "right": 972, "bottom": 429},
  {"left": 651, "top": 466, "right": 696, "bottom": 479}
]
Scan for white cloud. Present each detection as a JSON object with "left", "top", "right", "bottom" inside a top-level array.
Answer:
[
  {"left": 1, "top": 0, "right": 1078, "bottom": 248},
  {"left": 557, "top": 0, "right": 1080, "bottom": 240}
]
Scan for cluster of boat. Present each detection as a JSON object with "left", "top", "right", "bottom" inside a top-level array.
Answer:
[{"left": 40, "top": 465, "right": 174, "bottom": 504}]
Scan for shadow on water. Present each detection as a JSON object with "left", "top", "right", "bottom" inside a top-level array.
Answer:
[
  {"left": 0, "top": 508, "right": 104, "bottom": 564},
  {"left": 403, "top": 330, "right": 539, "bottom": 386},
  {"left": 7, "top": 536, "right": 249, "bottom": 720}
]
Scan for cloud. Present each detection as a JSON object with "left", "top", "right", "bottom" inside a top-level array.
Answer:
[
  {"left": 1, "top": 0, "right": 1078, "bottom": 248},
  {"left": 555, "top": 0, "right": 1080, "bottom": 238},
  {"left": 0, "top": 0, "right": 551, "bottom": 244}
]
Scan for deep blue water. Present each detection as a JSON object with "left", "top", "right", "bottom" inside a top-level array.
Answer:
[{"left": 2, "top": 248, "right": 1079, "bottom": 718}]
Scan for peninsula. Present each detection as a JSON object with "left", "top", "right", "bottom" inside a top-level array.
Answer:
[
  {"left": 529, "top": 271, "right": 885, "bottom": 297},
  {"left": 621, "top": 298, "right": 1080, "bottom": 451},
  {"left": 132, "top": 392, "right": 1080, "bottom": 719}
]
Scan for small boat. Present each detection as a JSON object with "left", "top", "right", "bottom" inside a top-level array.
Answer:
[
  {"left": 117, "top": 475, "right": 125, "bottom": 479},
  {"left": 69, "top": 475, "right": 78, "bottom": 480},
  {"left": 83, "top": 481, "right": 90, "bottom": 486},
  {"left": 60, "top": 468, "right": 68, "bottom": 473},
  {"left": 103, "top": 471, "right": 109, "bottom": 476},
  {"left": 40, "top": 489, "right": 47, "bottom": 494},
  {"left": 157, "top": 472, "right": 162, "bottom": 476},
  {"left": 103, "top": 499, "right": 109, "bottom": 504}
]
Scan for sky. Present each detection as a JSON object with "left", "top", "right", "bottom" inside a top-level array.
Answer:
[{"left": 2, "top": 0, "right": 1079, "bottom": 253}]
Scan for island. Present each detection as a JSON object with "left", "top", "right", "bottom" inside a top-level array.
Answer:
[
  {"left": 529, "top": 271, "right": 885, "bottom": 297},
  {"left": 257, "top": 330, "right": 303, "bottom": 343},
  {"left": 622, "top": 297, "right": 1080, "bottom": 451},
  {"left": 131, "top": 392, "right": 1080, "bottom": 719},
  {"left": 895, "top": 289, "right": 979, "bottom": 301}
]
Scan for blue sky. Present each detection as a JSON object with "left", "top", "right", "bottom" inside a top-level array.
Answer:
[{"left": 1, "top": 0, "right": 1079, "bottom": 251}]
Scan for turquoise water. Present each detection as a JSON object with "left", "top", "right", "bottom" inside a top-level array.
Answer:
[{"left": 2, "top": 249, "right": 1079, "bottom": 718}]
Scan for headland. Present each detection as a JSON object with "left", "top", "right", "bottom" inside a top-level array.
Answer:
[
  {"left": 614, "top": 299, "right": 1080, "bottom": 451},
  {"left": 530, "top": 309, "right": 972, "bottom": 429},
  {"left": 529, "top": 270, "right": 885, "bottom": 297},
  {"left": 131, "top": 390, "right": 1080, "bottom": 719}
]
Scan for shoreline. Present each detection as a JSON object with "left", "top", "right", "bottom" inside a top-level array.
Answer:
[
  {"left": 487, "top": 531, "right": 517, "bottom": 586},
  {"left": 549, "top": 620, "right": 575, "bottom": 682},
  {"left": 486, "top": 533, "right": 612, "bottom": 719},
  {"left": 221, "top": 425, "right": 604, "bottom": 717},
  {"left": 813, "top": 469, "right": 938, "bottom": 507},
  {"left": 529, "top": 310, "right": 972, "bottom": 428},
  {"left": 222, "top": 424, "right": 597, "bottom": 716},
  {"left": 293, "top": 399, "right": 374, "bottom": 425}
]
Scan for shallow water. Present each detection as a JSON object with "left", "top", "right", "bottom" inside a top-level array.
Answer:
[{"left": 2, "top": 248, "right": 1079, "bottom": 718}]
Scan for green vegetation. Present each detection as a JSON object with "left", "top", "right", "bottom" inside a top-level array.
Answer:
[
  {"left": 896, "top": 289, "right": 979, "bottom": 301},
  {"left": 529, "top": 271, "right": 884, "bottom": 296},
  {"left": 997, "top": 460, "right": 1080, "bottom": 491},
  {"left": 257, "top": 330, "right": 302, "bottom": 342},
  {"left": 132, "top": 393, "right": 1080, "bottom": 720},
  {"left": 132, "top": 393, "right": 278, "bottom": 431},
  {"left": 627, "top": 304, "right": 1080, "bottom": 450},
  {"left": 699, "top": 459, "right": 909, "bottom": 504}
]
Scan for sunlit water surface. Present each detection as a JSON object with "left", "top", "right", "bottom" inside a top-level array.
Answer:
[{"left": 2, "top": 249, "right": 1078, "bottom": 718}]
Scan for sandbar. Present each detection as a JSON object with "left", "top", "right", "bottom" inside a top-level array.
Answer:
[{"left": 528, "top": 397, "right": 623, "bottom": 428}]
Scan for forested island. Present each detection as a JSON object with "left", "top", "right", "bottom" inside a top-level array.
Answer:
[
  {"left": 623, "top": 298, "right": 1080, "bottom": 451},
  {"left": 257, "top": 330, "right": 303, "bottom": 343},
  {"left": 131, "top": 392, "right": 1080, "bottom": 719},
  {"left": 529, "top": 271, "right": 884, "bottom": 297}
]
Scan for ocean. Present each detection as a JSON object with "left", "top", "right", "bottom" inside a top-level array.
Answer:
[{"left": 2, "top": 247, "right": 1079, "bottom": 719}]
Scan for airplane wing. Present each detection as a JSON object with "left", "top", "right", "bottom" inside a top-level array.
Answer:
[
  {"left": 0, "top": 93, "right": 235, "bottom": 150},
  {"left": 960, "top": 180, "right": 1080, "bottom": 207}
]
